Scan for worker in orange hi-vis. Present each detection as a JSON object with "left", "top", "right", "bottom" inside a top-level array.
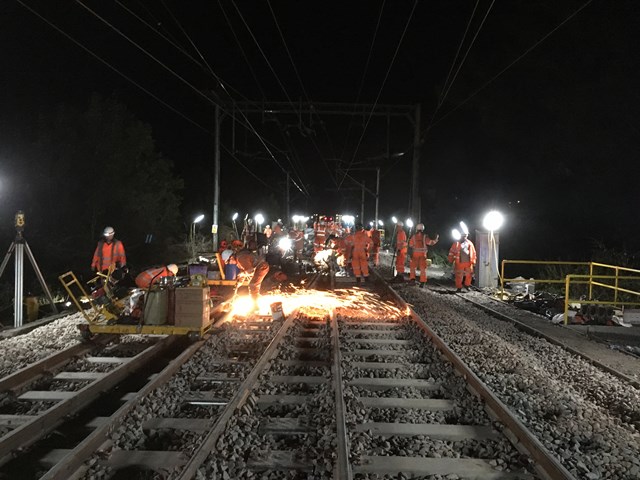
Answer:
[
  {"left": 448, "top": 231, "right": 477, "bottom": 292},
  {"left": 394, "top": 221, "right": 407, "bottom": 281},
  {"left": 91, "top": 226, "right": 127, "bottom": 274},
  {"left": 135, "top": 264, "right": 179, "bottom": 289},
  {"left": 408, "top": 223, "right": 439, "bottom": 287},
  {"left": 369, "top": 226, "right": 381, "bottom": 266},
  {"left": 346, "top": 223, "right": 373, "bottom": 285}
]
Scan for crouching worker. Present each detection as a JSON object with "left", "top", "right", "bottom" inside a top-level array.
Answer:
[
  {"left": 135, "top": 264, "right": 179, "bottom": 289},
  {"left": 235, "top": 249, "right": 270, "bottom": 311}
]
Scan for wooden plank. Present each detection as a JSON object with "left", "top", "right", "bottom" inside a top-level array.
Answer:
[
  {"left": 343, "top": 349, "right": 407, "bottom": 357},
  {"left": 358, "top": 397, "right": 454, "bottom": 410},
  {"left": 53, "top": 372, "right": 107, "bottom": 381},
  {"left": 354, "top": 456, "right": 522, "bottom": 479},
  {"left": 0, "top": 414, "right": 36, "bottom": 427},
  {"left": 142, "top": 418, "right": 211, "bottom": 433},
  {"left": 85, "top": 356, "right": 130, "bottom": 364},
  {"left": 256, "top": 395, "right": 311, "bottom": 407},
  {"left": 248, "top": 450, "right": 312, "bottom": 472},
  {"left": 183, "top": 391, "right": 229, "bottom": 405},
  {"left": 348, "top": 378, "right": 439, "bottom": 390},
  {"left": 355, "top": 423, "right": 498, "bottom": 440},
  {"left": 259, "top": 417, "right": 311, "bottom": 434},
  {"left": 345, "top": 338, "right": 411, "bottom": 345},
  {"left": 269, "top": 375, "right": 328, "bottom": 385},
  {"left": 18, "top": 391, "right": 76, "bottom": 401},
  {"left": 278, "top": 360, "right": 330, "bottom": 368},
  {"left": 104, "top": 450, "right": 188, "bottom": 470}
]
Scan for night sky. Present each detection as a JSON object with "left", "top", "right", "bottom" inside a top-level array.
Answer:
[{"left": 1, "top": 0, "right": 639, "bottom": 266}]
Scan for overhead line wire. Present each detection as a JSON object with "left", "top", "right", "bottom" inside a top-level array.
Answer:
[
  {"left": 337, "top": 0, "right": 418, "bottom": 190},
  {"left": 229, "top": 0, "right": 311, "bottom": 192},
  {"left": 14, "top": 0, "right": 275, "bottom": 191},
  {"left": 75, "top": 0, "right": 307, "bottom": 196},
  {"left": 430, "top": 0, "right": 595, "bottom": 130},
  {"left": 338, "top": 0, "right": 386, "bottom": 170},
  {"left": 265, "top": 0, "right": 339, "bottom": 186}
]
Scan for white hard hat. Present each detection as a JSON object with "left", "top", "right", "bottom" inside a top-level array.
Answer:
[
  {"left": 103, "top": 226, "right": 115, "bottom": 236},
  {"left": 397, "top": 221, "right": 404, "bottom": 227},
  {"left": 416, "top": 223, "right": 424, "bottom": 231},
  {"left": 167, "top": 264, "right": 178, "bottom": 275}
]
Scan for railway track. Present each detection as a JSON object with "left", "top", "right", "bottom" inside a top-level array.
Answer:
[{"left": 7, "top": 269, "right": 636, "bottom": 479}]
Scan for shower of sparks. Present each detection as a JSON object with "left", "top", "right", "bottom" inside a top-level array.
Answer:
[{"left": 228, "top": 287, "right": 406, "bottom": 320}]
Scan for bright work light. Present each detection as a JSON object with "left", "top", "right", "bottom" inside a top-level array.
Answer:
[{"left": 483, "top": 211, "right": 504, "bottom": 232}]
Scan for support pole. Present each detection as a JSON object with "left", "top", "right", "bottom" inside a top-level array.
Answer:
[
  {"left": 360, "top": 180, "right": 365, "bottom": 224},
  {"left": 213, "top": 104, "right": 221, "bottom": 252},
  {"left": 14, "top": 242, "right": 24, "bottom": 328},
  {"left": 286, "top": 171, "right": 291, "bottom": 225},
  {"left": 411, "top": 104, "right": 421, "bottom": 222},
  {"left": 374, "top": 167, "right": 380, "bottom": 229}
]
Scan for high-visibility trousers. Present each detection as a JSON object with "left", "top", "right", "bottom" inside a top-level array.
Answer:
[
  {"left": 249, "top": 261, "right": 270, "bottom": 297},
  {"left": 396, "top": 249, "right": 407, "bottom": 274},
  {"left": 371, "top": 246, "right": 380, "bottom": 266},
  {"left": 454, "top": 261, "right": 473, "bottom": 288},
  {"left": 409, "top": 253, "right": 428, "bottom": 283},
  {"left": 352, "top": 250, "right": 369, "bottom": 278}
]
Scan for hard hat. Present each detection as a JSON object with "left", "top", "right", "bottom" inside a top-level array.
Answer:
[
  {"left": 416, "top": 223, "right": 424, "bottom": 231},
  {"left": 220, "top": 240, "right": 228, "bottom": 247},
  {"left": 103, "top": 226, "right": 115, "bottom": 236},
  {"left": 167, "top": 264, "right": 178, "bottom": 275},
  {"left": 355, "top": 223, "right": 363, "bottom": 230},
  {"left": 397, "top": 221, "right": 404, "bottom": 227}
]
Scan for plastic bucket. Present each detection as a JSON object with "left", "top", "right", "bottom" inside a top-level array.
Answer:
[
  {"left": 225, "top": 264, "right": 239, "bottom": 280},
  {"left": 144, "top": 288, "right": 168, "bottom": 325}
]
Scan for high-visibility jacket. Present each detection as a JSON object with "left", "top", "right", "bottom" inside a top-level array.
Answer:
[
  {"left": 91, "top": 239, "right": 126, "bottom": 272},
  {"left": 135, "top": 266, "right": 172, "bottom": 289},
  {"left": 448, "top": 239, "right": 477, "bottom": 265},
  {"left": 409, "top": 232, "right": 437, "bottom": 255},
  {"left": 346, "top": 230, "right": 372, "bottom": 258},
  {"left": 370, "top": 229, "right": 381, "bottom": 248},
  {"left": 235, "top": 249, "right": 270, "bottom": 297},
  {"left": 396, "top": 229, "right": 407, "bottom": 252}
]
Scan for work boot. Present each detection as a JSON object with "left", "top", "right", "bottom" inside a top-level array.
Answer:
[
  {"left": 419, "top": 282, "right": 425, "bottom": 289},
  {"left": 456, "top": 288, "right": 462, "bottom": 293},
  {"left": 355, "top": 277, "right": 361, "bottom": 285}
]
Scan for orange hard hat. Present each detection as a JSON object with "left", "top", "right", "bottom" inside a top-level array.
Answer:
[{"left": 231, "top": 240, "right": 244, "bottom": 248}]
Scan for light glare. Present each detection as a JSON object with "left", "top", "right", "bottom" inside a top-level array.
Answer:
[{"left": 483, "top": 210, "right": 504, "bottom": 231}]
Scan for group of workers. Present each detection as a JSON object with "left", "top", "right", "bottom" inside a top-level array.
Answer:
[{"left": 393, "top": 220, "right": 476, "bottom": 291}]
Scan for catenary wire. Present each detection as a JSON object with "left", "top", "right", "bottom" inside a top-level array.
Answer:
[
  {"left": 337, "top": 0, "right": 418, "bottom": 190},
  {"left": 430, "top": 0, "right": 595, "bottom": 129},
  {"left": 382, "top": 0, "right": 596, "bottom": 180},
  {"left": 338, "top": 0, "right": 387, "bottom": 169},
  {"left": 74, "top": 0, "right": 308, "bottom": 196},
  {"left": 229, "top": 0, "right": 317, "bottom": 193},
  {"left": 266, "top": 0, "right": 340, "bottom": 187},
  {"left": 15, "top": 0, "right": 276, "bottom": 192}
]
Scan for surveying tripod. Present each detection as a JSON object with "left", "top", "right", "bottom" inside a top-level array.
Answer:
[{"left": 0, "top": 211, "right": 58, "bottom": 328}]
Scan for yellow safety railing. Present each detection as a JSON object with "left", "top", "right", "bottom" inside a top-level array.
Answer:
[{"left": 501, "top": 260, "right": 640, "bottom": 325}]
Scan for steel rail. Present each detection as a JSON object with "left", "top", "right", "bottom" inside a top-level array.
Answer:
[
  {"left": 40, "top": 334, "right": 209, "bottom": 480},
  {"left": 0, "top": 335, "right": 178, "bottom": 461},
  {"left": 330, "top": 311, "right": 352, "bottom": 480},
  {"left": 177, "top": 311, "right": 298, "bottom": 479},
  {"left": 458, "top": 292, "right": 640, "bottom": 390},
  {"left": 377, "top": 274, "right": 576, "bottom": 480},
  {"left": 0, "top": 336, "right": 113, "bottom": 393}
]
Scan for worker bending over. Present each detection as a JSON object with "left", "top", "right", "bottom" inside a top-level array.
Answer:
[
  {"left": 135, "top": 264, "right": 179, "bottom": 289},
  {"left": 235, "top": 249, "right": 270, "bottom": 309}
]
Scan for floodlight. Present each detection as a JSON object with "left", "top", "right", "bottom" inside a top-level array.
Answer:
[{"left": 483, "top": 211, "right": 504, "bottom": 232}]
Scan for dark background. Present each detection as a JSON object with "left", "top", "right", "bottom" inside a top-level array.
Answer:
[{"left": 0, "top": 0, "right": 639, "bottom": 292}]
